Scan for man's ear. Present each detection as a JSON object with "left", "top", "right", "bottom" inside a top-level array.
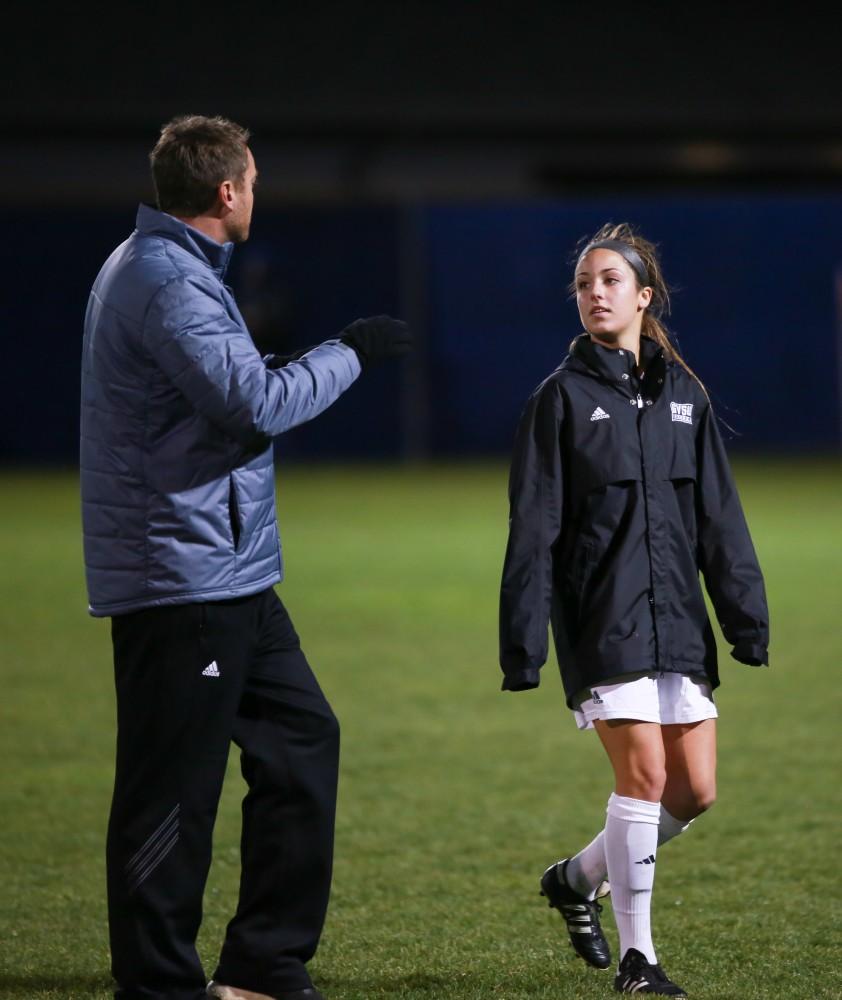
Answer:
[{"left": 218, "top": 179, "right": 235, "bottom": 212}]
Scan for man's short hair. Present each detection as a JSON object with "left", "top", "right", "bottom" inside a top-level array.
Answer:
[{"left": 150, "top": 115, "right": 251, "bottom": 217}]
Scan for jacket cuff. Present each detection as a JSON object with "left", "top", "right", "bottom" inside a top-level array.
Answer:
[
  {"left": 501, "top": 668, "right": 541, "bottom": 691},
  {"left": 338, "top": 336, "right": 366, "bottom": 367},
  {"left": 730, "top": 642, "right": 768, "bottom": 667}
]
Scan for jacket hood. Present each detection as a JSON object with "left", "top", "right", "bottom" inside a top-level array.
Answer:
[
  {"left": 135, "top": 203, "right": 234, "bottom": 278},
  {"left": 561, "top": 333, "right": 666, "bottom": 386}
]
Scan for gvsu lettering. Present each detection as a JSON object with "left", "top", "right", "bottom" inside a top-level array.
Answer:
[{"left": 670, "top": 402, "right": 693, "bottom": 425}]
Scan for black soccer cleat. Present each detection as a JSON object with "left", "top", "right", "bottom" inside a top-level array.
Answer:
[
  {"left": 613, "top": 948, "right": 687, "bottom": 996},
  {"left": 540, "top": 858, "right": 611, "bottom": 970}
]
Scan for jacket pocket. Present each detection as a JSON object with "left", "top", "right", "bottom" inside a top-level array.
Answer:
[
  {"left": 665, "top": 474, "right": 698, "bottom": 557},
  {"left": 577, "top": 539, "right": 597, "bottom": 593},
  {"left": 228, "top": 476, "right": 241, "bottom": 550},
  {"left": 563, "top": 538, "right": 597, "bottom": 627}
]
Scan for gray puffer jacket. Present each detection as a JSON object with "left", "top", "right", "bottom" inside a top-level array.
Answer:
[{"left": 80, "top": 204, "right": 361, "bottom": 616}]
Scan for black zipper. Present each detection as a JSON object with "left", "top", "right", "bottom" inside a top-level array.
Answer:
[{"left": 636, "top": 391, "right": 660, "bottom": 667}]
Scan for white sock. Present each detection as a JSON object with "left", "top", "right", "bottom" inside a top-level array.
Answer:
[
  {"left": 563, "top": 830, "right": 607, "bottom": 899},
  {"left": 604, "top": 792, "right": 660, "bottom": 964},
  {"left": 565, "top": 804, "right": 694, "bottom": 899},
  {"left": 658, "top": 804, "right": 693, "bottom": 843}
]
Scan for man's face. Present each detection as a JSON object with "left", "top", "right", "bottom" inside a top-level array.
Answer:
[{"left": 225, "top": 147, "right": 258, "bottom": 243}]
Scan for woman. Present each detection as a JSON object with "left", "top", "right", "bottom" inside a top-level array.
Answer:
[{"left": 498, "top": 223, "right": 769, "bottom": 996}]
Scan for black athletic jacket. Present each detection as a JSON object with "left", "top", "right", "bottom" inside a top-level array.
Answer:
[{"left": 499, "top": 334, "right": 769, "bottom": 706}]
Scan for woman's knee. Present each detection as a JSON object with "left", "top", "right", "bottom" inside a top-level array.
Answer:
[
  {"left": 596, "top": 720, "right": 668, "bottom": 801},
  {"left": 619, "top": 761, "right": 667, "bottom": 802},
  {"left": 665, "top": 783, "right": 716, "bottom": 820},
  {"left": 691, "top": 785, "right": 716, "bottom": 815}
]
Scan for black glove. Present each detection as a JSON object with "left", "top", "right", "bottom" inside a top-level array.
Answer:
[
  {"left": 264, "top": 345, "right": 317, "bottom": 369},
  {"left": 339, "top": 316, "right": 412, "bottom": 366}
]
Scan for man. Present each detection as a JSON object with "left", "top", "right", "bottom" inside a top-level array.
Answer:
[{"left": 80, "top": 115, "right": 411, "bottom": 1000}]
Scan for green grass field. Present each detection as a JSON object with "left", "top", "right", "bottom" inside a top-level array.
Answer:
[{"left": 0, "top": 459, "right": 840, "bottom": 1000}]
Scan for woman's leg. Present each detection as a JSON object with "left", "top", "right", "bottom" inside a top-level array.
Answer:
[
  {"left": 594, "top": 720, "right": 666, "bottom": 964},
  {"left": 563, "top": 720, "right": 667, "bottom": 904},
  {"left": 593, "top": 719, "right": 666, "bottom": 801},
  {"left": 566, "top": 717, "right": 716, "bottom": 898},
  {"left": 565, "top": 800, "right": 695, "bottom": 900},
  {"left": 540, "top": 713, "right": 669, "bottom": 972},
  {"left": 661, "top": 719, "right": 717, "bottom": 820}
]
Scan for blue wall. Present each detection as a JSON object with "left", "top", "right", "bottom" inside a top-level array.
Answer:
[
  {"left": 2, "top": 206, "right": 402, "bottom": 463},
  {"left": 4, "top": 195, "right": 840, "bottom": 464},
  {"left": 425, "top": 196, "right": 842, "bottom": 454}
]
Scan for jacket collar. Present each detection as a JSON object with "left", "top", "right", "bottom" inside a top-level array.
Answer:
[
  {"left": 563, "top": 333, "right": 666, "bottom": 388},
  {"left": 135, "top": 203, "right": 234, "bottom": 278}
]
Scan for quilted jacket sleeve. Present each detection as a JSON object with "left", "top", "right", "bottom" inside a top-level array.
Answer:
[
  {"left": 695, "top": 400, "right": 770, "bottom": 666},
  {"left": 144, "top": 274, "right": 361, "bottom": 447},
  {"left": 499, "top": 378, "right": 565, "bottom": 691}
]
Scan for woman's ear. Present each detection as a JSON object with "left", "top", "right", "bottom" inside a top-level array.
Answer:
[{"left": 638, "top": 286, "right": 653, "bottom": 310}]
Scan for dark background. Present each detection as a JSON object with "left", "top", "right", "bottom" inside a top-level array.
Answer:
[{"left": 4, "top": 3, "right": 842, "bottom": 462}]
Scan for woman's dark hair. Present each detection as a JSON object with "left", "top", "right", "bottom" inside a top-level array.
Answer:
[
  {"left": 150, "top": 115, "right": 250, "bottom": 217},
  {"left": 572, "top": 222, "right": 705, "bottom": 391}
]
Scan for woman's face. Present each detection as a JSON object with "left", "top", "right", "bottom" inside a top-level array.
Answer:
[{"left": 575, "top": 249, "right": 652, "bottom": 339}]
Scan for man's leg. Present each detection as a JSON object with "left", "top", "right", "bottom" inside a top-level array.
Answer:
[
  {"left": 213, "top": 590, "right": 340, "bottom": 996},
  {"left": 107, "top": 599, "right": 258, "bottom": 1000}
]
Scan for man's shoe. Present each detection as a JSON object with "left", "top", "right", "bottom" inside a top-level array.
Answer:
[
  {"left": 207, "top": 983, "right": 325, "bottom": 1000},
  {"left": 540, "top": 859, "right": 611, "bottom": 970},
  {"left": 613, "top": 948, "right": 687, "bottom": 996},
  {"left": 207, "top": 985, "right": 274, "bottom": 1000}
]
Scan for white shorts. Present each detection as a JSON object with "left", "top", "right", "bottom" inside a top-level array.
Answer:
[{"left": 573, "top": 671, "right": 718, "bottom": 731}]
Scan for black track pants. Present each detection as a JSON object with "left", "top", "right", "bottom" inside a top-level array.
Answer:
[{"left": 106, "top": 588, "right": 339, "bottom": 1000}]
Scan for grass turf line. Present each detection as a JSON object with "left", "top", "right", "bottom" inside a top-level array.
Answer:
[{"left": 0, "top": 459, "right": 839, "bottom": 999}]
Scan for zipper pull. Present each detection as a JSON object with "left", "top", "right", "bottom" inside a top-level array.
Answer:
[{"left": 637, "top": 393, "right": 643, "bottom": 409}]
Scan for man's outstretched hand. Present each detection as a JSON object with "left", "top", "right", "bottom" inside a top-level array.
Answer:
[{"left": 340, "top": 316, "right": 412, "bottom": 366}]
